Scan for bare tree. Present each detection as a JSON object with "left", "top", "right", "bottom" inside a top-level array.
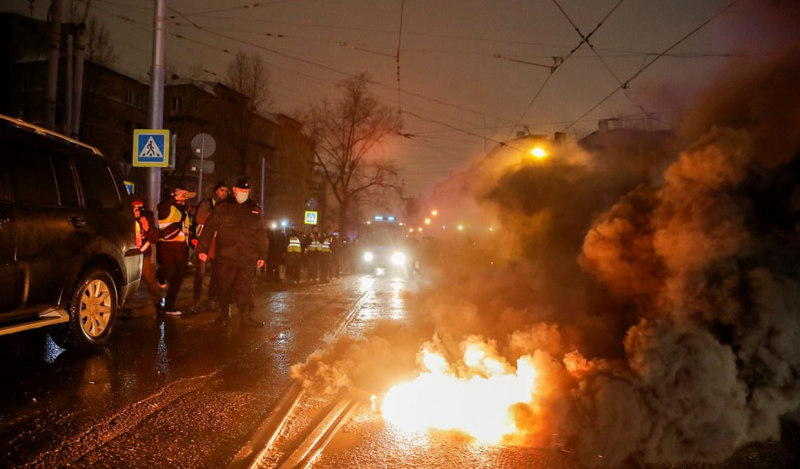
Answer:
[
  {"left": 224, "top": 51, "right": 273, "bottom": 175},
  {"left": 85, "top": 17, "right": 118, "bottom": 66},
  {"left": 64, "top": 1, "right": 116, "bottom": 68},
  {"left": 300, "top": 73, "right": 402, "bottom": 232}
]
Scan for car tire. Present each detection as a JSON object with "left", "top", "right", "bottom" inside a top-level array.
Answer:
[{"left": 51, "top": 268, "right": 118, "bottom": 350}]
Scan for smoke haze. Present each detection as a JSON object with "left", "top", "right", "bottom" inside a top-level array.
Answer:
[{"left": 291, "top": 1, "right": 800, "bottom": 466}]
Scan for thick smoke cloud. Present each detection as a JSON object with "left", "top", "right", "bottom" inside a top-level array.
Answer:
[{"left": 291, "top": 1, "right": 800, "bottom": 466}]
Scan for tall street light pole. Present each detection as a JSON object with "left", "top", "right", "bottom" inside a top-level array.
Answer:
[{"left": 146, "top": 0, "right": 166, "bottom": 211}]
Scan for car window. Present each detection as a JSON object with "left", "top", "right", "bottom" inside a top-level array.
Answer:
[
  {"left": 0, "top": 149, "right": 59, "bottom": 205},
  {"left": 51, "top": 154, "right": 79, "bottom": 207},
  {"left": 74, "top": 156, "right": 121, "bottom": 209}
]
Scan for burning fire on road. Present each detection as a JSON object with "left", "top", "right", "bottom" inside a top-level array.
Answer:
[{"left": 381, "top": 339, "right": 539, "bottom": 444}]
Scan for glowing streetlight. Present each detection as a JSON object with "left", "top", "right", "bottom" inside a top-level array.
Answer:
[
  {"left": 431, "top": 209, "right": 438, "bottom": 216},
  {"left": 457, "top": 224, "right": 464, "bottom": 231},
  {"left": 424, "top": 218, "right": 431, "bottom": 225},
  {"left": 530, "top": 147, "right": 547, "bottom": 159}
]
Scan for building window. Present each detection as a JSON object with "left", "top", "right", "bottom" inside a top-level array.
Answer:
[
  {"left": 171, "top": 96, "right": 182, "bottom": 112},
  {"left": 20, "top": 73, "right": 32, "bottom": 90},
  {"left": 125, "top": 90, "right": 134, "bottom": 105}
]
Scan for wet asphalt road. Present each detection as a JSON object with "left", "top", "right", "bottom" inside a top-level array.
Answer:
[
  {"left": 0, "top": 272, "right": 386, "bottom": 468},
  {"left": 1, "top": 270, "right": 798, "bottom": 469}
]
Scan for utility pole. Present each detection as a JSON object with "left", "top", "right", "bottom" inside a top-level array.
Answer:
[
  {"left": 146, "top": 0, "right": 166, "bottom": 211},
  {"left": 44, "top": 0, "right": 62, "bottom": 130},
  {"left": 70, "top": 0, "right": 91, "bottom": 139}
]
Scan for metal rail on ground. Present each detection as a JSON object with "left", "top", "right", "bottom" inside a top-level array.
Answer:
[{"left": 227, "top": 276, "right": 378, "bottom": 469}]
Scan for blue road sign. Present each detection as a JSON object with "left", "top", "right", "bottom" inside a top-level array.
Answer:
[
  {"left": 133, "top": 129, "right": 170, "bottom": 167},
  {"left": 304, "top": 211, "right": 318, "bottom": 225}
]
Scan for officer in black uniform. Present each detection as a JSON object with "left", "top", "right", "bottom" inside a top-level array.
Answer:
[{"left": 196, "top": 177, "right": 268, "bottom": 328}]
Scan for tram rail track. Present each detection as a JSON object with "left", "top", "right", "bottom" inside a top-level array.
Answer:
[{"left": 227, "top": 276, "right": 378, "bottom": 469}]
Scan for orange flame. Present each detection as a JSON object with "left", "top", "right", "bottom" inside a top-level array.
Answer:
[{"left": 381, "top": 342, "right": 539, "bottom": 443}]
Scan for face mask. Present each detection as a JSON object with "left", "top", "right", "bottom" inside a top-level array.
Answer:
[{"left": 235, "top": 191, "right": 249, "bottom": 204}]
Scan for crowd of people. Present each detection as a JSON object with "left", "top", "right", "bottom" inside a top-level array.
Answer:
[
  {"left": 130, "top": 177, "right": 359, "bottom": 328},
  {"left": 263, "top": 223, "right": 355, "bottom": 284}
]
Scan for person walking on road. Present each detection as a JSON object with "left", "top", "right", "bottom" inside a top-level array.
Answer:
[
  {"left": 157, "top": 185, "right": 195, "bottom": 316},
  {"left": 197, "top": 177, "right": 268, "bottom": 328},
  {"left": 131, "top": 195, "right": 163, "bottom": 313},
  {"left": 191, "top": 180, "right": 229, "bottom": 313}
]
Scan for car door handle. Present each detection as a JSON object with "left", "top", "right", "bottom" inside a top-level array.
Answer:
[{"left": 69, "top": 216, "right": 87, "bottom": 229}]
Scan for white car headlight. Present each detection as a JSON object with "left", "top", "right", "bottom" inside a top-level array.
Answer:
[
  {"left": 363, "top": 251, "right": 375, "bottom": 262},
  {"left": 391, "top": 252, "right": 406, "bottom": 266}
]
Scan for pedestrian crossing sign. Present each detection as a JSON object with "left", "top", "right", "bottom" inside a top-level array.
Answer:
[
  {"left": 133, "top": 129, "right": 170, "bottom": 167},
  {"left": 304, "top": 211, "right": 318, "bottom": 225}
]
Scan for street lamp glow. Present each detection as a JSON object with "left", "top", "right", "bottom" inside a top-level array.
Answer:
[
  {"left": 457, "top": 224, "right": 464, "bottom": 231},
  {"left": 424, "top": 218, "right": 431, "bottom": 225},
  {"left": 431, "top": 210, "right": 438, "bottom": 216},
  {"left": 530, "top": 147, "right": 547, "bottom": 159}
]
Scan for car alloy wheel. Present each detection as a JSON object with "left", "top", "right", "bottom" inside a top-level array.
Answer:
[{"left": 79, "top": 277, "right": 114, "bottom": 338}]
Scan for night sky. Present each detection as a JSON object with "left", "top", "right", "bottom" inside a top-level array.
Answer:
[{"left": 8, "top": 0, "right": 797, "bottom": 196}]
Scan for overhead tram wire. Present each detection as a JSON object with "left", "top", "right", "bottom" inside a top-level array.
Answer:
[
  {"left": 107, "top": 4, "right": 534, "bottom": 164},
  {"left": 561, "top": 0, "right": 744, "bottom": 132},
  {"left": 167, "top": 5, "right": 521, "bottom": 145},
  {"left": 177, "top": 10, "right": 736, "bottom": 61},
  {"left": 403, "top": 110, "right": 541, "bottom": 158},
  {"left": 507, "top": 0, "right": 625, "bottom": 140},
  {"left": 170, "top": 18, "right": 505, "bottom": 143},
  {"left": 92, "top": 4, "right": 325, "bottom": 105},
  {"left": 182, "top": 2, "right": 298, "bottom": 16},
  {"left": 550, "top": 0, "right": 659, "bottom": 124},
  {"left": 94, "top": 3, "right": 577, "bottom": 163}
]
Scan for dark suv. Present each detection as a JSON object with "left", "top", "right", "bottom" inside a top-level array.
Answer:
[{"left": 0, "top": 114, "right": 142, "bottom": 349}]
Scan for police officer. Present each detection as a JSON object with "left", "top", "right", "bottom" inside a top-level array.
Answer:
[
  {"left": 286, "top": 225, "right": 303, "bottom": 283},
  {"left": 196, "top": 177, "right": 267, "bottom": 328},
  {"left": 305, "top": 225, "right": 322, "bottom": 281}
]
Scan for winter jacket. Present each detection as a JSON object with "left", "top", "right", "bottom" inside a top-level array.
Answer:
[{"left": 197, "top": 199, "right": 268, "bottom": 267}]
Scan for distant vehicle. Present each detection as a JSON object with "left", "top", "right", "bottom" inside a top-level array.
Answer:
[
  {"left": 356, "top": 217, "right": 408, "bottom": 273},
  {"left": 0, "top": 114, "right": 142, "bottom": 349}
]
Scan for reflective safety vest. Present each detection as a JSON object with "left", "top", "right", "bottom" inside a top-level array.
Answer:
[
  {"left": 319, "top": 236, "right": 332, "bottom": 253},
  {"left": 159, "top": 205, "right": 190, "bottom": 243},
  {"left": 287, "top": 236, "right": 302, "bottom": 253},
  {"left": 135, "top": 220, "right": 151, "bottom": 253},
  {"left": 307, "top": 235, "right": 322, "bottom": 252}
]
